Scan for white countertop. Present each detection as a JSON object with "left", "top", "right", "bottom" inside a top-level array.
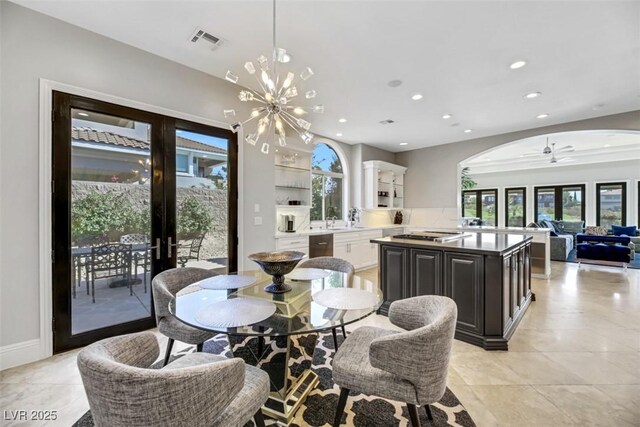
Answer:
[
  {"left": 275, "top": 224, "right": 551, "bottom": 238},
  {"left": 415, "top": 226, "right": 552, "bottom": 235},
  {"left": 275, "top": 224, "right": 405, "bottom": 238}
]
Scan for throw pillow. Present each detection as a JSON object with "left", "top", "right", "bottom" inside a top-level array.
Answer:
[
  {"left": 612, "top": 225, "right": 637, "bottom": 237},
  {"left": 584, "top": 226, "right": 608, "bottom": 236}
]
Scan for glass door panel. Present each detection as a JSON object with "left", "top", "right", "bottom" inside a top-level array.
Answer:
[
  {"left": 174, "top": 128, "right": 234, "bottom": 274},
  {"left": 536, "top": 188, "right": 555, "bottom": 221},
  {"left": 481, "top": 190, "right": 497, "bottom": 226},
  {"left": 462, "top": 192, "right": 477, "bottom": 218},
  {"left": 70, "top": 109, "right": 154, "bottom": 334},
  {"left": 505, "top": 188, "right": 526, "bottom": 227},
  {"left": 561, "top": 186, "right": 583, "bottom": 221},
  {"left": 597, "top": 183, "right": 625, "bottom": 228}
]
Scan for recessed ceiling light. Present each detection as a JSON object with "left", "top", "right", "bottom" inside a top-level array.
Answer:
[
  {"left": 536, "top": 113, "right": 549, "bottom": 119},
  {"left": 336, "top": 133, "right": 343, "bottom": 137},
  {"left": 411, "top": 93, "right": 423, "bottom": 101},
  {"left": 604, "top": 144, "right": 611, "bottom": 147},
  {"left": 524, "top": 92, "right": 541, "bottom": 99},
  {"left": 485, "top": 158, "right": 491, "bottom": 161},
  {"left": 442, "top": 114, "right": 452, "bottom": 119},
  {"left": 78, "top": 112, "right": 89, "bottom": 117},
  {"left": 464, "top": 129, "right": 472, "bottom": 133},
  {"left": 399, "top": 142, "right": 409, "bottom": 146},
  {"left": 509, "top": 60, "right": 527, "bottom": 69},
  {"left": 338, "top": 118, "right": 347, "bottom": 123},
  {"left": 388, "top": 80, "right": 403, "bottom": 87}
]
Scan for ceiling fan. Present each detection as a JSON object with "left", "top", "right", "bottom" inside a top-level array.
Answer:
[
  {"left": 522, "top": 137, "right": 574, "bottom": 157},
  {"left": 549, "top": 143, "right": 574, "bottom": 164}
]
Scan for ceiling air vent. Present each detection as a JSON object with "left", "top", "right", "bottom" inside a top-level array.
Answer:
[
  {"left": 189, "top": 27, "right": 224, "bottom": 50},
  {"left": 379, "top": 119, "right": 395, "bottom": 125}
]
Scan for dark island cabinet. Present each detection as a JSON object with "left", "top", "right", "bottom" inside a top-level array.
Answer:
[
  {"left": 376, "top": 238, "right": 533, "bottom": 350},
  {"left": 379, "top": 245, "right": 408, "bottom": 302},
  {"left": 411, "top": 249, "right": 442, "bottom": 296},
  {"left": 443, "top": 252, "right": 484, "bottom": 335}
]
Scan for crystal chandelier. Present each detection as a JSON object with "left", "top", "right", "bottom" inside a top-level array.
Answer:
[{"left": 223, "top": 0, "right": 322, "bottom": 154}]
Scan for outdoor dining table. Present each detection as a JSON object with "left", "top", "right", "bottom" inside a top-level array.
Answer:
[{"left": 169, "top": 269, "right": 383, "bottom": 425}]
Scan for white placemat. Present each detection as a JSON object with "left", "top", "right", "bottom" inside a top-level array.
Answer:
[
  {"left": 197, "top": 275, "right": 257, "bottom": 290},
  {"left": 312, "top": 288, "right": 379, "bottom": 310},
  {"left": 286, "top": 268, "right": 331, "bottom": 281},
  {"left": 195, "top": 298, "right": 276, "bottom": 328}
]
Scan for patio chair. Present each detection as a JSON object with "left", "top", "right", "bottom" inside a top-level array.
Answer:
[
  {"left": 72, "top": 235, "right": 109, "bottom": 299},
  {"left": 88, "top": 243, "right": 133, "bottom": 303},
  {"left": 120, "top": 233, "right": 150, "bottom": 293},
  {"left": 177, "top": 235, "right": 205, "bottom": 267}
]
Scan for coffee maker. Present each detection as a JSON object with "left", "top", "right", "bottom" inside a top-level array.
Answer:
[{"left": 281, "top": 214, "right": 296, "bottom": 233}]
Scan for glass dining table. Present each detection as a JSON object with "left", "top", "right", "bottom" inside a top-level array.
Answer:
[{"left": 169, "top": 269, "right": 382, "bottom": 425}]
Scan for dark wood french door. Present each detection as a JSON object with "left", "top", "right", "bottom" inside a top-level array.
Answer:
[{"left": 52, "top": 91, "right": 237, "bottom": 352}]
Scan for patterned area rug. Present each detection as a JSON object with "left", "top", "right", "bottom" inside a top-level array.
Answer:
[{"left": 74, "top": 332, "right": 476, "bottom": 427}]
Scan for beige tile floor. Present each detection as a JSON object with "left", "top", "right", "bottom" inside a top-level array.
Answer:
[{"left": 1, "top": 262, "right": 638, "bottom": 426}]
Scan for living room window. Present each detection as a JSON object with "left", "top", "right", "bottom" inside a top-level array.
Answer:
[
  {"left": 462, "top": 189, "right": 498, "bottom": 226},
  {"left": 505, "top": 187, "right": 527, "bottom": 227},
  {"left": 596, "top": 182, "right": 626, "bottom": 228},
  {"left": 534, "top": 184, "right": 585, "bottom": 222}
]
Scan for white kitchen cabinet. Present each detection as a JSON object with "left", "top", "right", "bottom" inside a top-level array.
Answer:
[
  {"left": 363, "top": 160, "right": 407, "bottom": 209},
  {"left": 333, "top": 229, "right": 382, "bottom": 270},
  {"left": 275, "top": 235, "right": 309, "bottom": 257}
]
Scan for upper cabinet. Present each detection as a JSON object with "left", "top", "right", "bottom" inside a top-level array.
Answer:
[{"left": 363, "top": 160, "right": 407, "bottom": 209}]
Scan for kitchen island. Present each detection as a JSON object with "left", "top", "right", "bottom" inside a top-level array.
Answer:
[{"left": 372, "top": 231, "right": 534, "bottom": 350}]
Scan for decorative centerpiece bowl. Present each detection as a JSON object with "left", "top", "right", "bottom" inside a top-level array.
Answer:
[{"left": 248, "top": 251, "right": 306, "bottom": 294}]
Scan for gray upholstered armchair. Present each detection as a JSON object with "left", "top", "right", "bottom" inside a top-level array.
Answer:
[
  {"left": 299, "top": 256, "right": 355, "bottom": 349},
  {"left": 332, "top": 296, "right": 457, "bottom": 427},
  {"left": 77, "top": 332, "right": 269, "bottom": 427},
  {"left": 152, "top": 267, "right": 219, "bottom": 365}
]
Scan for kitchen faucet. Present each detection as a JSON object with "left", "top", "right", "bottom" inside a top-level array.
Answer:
[{"left": 326, "top": 216, "right": 337, "bottom": 229}]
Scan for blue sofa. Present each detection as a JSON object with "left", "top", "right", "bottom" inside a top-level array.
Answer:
[{"left": 576, "top": 234, "right": 631, "bottom": 264}]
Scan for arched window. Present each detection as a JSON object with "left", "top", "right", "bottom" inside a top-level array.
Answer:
[{"left": 311, "top": 143, "right": 344, "bottom": 221}]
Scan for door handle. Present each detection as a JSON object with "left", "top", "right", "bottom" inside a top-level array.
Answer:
[
  {"left": 317, "top": 242, "right": 328, "bottom": 246},
  {"left": 149, "top": 238, "right": 161, "bottom": 260},
  {"left": 167, "top": 237, "right": 179, "bottom": 258}
]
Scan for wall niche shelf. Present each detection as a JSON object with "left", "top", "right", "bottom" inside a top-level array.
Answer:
[{"left": 275, "top": 145, "right": 313, "bottom": 212}]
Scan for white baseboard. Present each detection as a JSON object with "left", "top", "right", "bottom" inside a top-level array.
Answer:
[{"left": 0, "top": 339, "right": 42, "bottom": 371}]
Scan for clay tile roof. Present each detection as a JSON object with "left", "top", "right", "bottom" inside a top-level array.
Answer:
[{"left": 72, "top": 127, "right": 227, "bottom": 155}]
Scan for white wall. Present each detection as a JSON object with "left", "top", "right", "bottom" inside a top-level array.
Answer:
[
  {"left": 470, "top": 160, "right": 640, "bottom": 227},
  {"left": 396, "top": 111, "right": 640, "bottom": 210}
]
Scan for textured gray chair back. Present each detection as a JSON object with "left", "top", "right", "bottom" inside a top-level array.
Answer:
[
  {"left": 369, "top": 295, "right": 457, "bottom": 405},
  {"left": 299, "top": 256, "right": 355, "bottom": 276},
  {"left": 152, "top": 267, "right": 217, "bottom": 325},
  {"left": 77, "top": 331, "right": 244, "bottom": 427}
]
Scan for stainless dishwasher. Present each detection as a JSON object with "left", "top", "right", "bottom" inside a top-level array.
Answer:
[{"left": 309, "top": 234, "right": 334, "bottom": 258}]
